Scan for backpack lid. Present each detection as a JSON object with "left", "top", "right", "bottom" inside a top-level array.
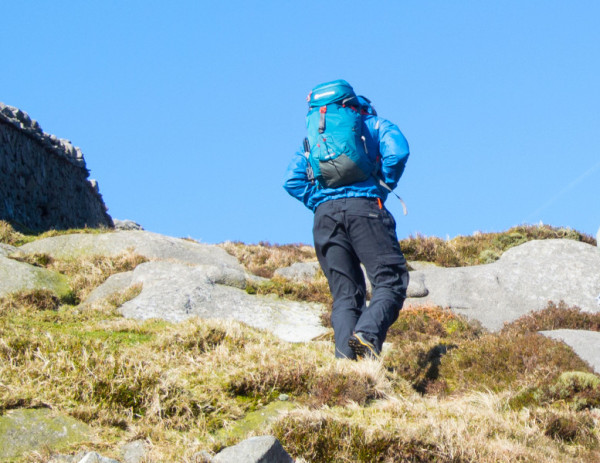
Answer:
[{"left": 307, "top": 79, "right": 357, "bottom": 108}]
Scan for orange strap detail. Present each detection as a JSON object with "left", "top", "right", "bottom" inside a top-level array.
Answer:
[{"left": 377, "top": 198, "right": 383, "bottom": 209}]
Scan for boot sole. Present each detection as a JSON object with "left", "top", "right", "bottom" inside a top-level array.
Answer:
[{"left": 349, "top": 334, "right": 380, "bottom": 360}]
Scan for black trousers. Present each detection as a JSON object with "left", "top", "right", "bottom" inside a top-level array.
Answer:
[{"left": 313, "top": 197, "right": 409, "bottom": 359}]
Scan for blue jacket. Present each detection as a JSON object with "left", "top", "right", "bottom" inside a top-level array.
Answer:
[{"left": 283, "top": 115, "right": 409, "bottom": 211}]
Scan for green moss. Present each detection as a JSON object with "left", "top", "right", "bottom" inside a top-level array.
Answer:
[
  {"left": 214, "top": 400, "right": 295, "bottom": 446},
  {"left": 0, "top": 408, "right": 91, "bottom": 459},
  {"left": 31, "top": 268, "right": 72, "bottom": 300}
]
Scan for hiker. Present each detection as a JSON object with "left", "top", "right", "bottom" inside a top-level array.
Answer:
[{"left": 283, "top": 79, "right": 410, "bottom": 360}]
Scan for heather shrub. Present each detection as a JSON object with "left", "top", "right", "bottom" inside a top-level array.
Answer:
[
  {"left": 537, "top": 409, "right": 598, "bottom": 446},
  {"left": 388, "top": 306, "right": 481, "bottom": 341},
  {"left": 437, "top": 332, "right": 592, "bottom": 394},
  {"left": 510, "top": 371, "right": 600, "bottom": 411},
  {"left": 400, "top": 224, "right": 596, "bottom": 267},
  {"left": 502, "top": 301, "right": 600, "bottom": 335}
]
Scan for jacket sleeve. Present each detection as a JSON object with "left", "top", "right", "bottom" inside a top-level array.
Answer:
[
  {"left": 377, "top": 118, "right": 409, "bottom": 190},
  {"left": 283, "top": 148, "right": 318, "bottom": 210}
]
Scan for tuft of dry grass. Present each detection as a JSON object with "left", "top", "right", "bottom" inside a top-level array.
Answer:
[
  {"left": 51, "top": 251, "right": 148, "bottom": 302},
  {"left": 245, "top": 275, "right": 331, "bottom": 306},
  {"left": 0, "top": 220, "right": 114, "bottom": 247},
  {"left": 0, "top": 220, "right": 28, "bottom": 246},
  {"left": 0, "top": 289, "right": 62, "bottom": 313},
  {"left": 273, "top": 391, "right": 600, "bottom": 462},
  {"left": 220, "top": 241, "right": 316, "bottom": 278}
]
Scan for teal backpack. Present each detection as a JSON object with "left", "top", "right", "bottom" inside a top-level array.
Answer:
[{"left": 304, "top": 80, "right": 377, "bottom": 189}]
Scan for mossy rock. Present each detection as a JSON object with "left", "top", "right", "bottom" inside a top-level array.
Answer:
[
  {"left": 0, "top": 408, "right": 91, "bottom": 459},
  {"left": 0, "top": 256, "right": 71, "bottom": 299},
  {"left": 214, "top": 400, "right": 295, "bottom": 445}
]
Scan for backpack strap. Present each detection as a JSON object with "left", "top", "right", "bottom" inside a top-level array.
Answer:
[
  {"left": 303, "top": 137, "right": 315, "bottom": 184},
  {"left": 318, "top": 106, "right": 327, "bottom": 134}
]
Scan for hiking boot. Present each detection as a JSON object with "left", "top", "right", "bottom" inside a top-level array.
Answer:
[{"left": 348, "top": 332, "right": 380, "bottom": 360}]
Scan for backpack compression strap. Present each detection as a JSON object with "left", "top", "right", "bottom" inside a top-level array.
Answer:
[{"left": 318, "top": 106, "right": 327, "bottom": 134}]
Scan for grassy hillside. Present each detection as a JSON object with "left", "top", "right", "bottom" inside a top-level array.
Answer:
[{"left": 1, "top": 221, "right": 599, "bottom": 462}]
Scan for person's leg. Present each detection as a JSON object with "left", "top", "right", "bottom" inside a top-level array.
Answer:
[
  {"left": 313, "top": 200, "right": 367, "bottom": 359},
  {"left": 344, "top": 198, "right": 409, "bottom": 352}
]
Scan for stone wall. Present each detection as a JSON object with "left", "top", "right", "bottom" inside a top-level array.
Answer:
[{"left": 0, "top": 103, "right": 113, "bottom": 231}]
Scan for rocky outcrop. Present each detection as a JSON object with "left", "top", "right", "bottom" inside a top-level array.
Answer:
[
  {"left": 212, "top": 436, "right": 294, "bottom": 463},
  {"left": 274, "top": 261, "right": 320, "bottom": 282},
  {"left": 17, "top": 231, "right": 327, "bottom": 343},
  {"left": 86, "top": 260, "right": 326, "bottom": 343},
  {"left": 0, "top": 243, "right": 17, "bottom": 257},
  {"left": 48, "top": 441, "right": 148, "bottom": 463},
  {"left": 51, "top": 453, "right": 120, "bottom": 463},
  {"left": 404, "top": 239, "right": 600, "bottom": 331},
  {"left": 18, "top": 231, "right": 240, "bottom": 269},
  {"left": 0, "top": 102, "right": 112, "bottom": 231},
  {"left": 113, "top": 219, "right": 144, "bottom": 231},
  {"left": 0, "top": 254, "right": 70, "bottom": 298}
]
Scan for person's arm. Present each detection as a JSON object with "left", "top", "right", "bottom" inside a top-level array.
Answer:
[
  {"left": 377, "top": 119, "right": 410, "bottom": 190},
  {"left": 283, "top": 149, "right": 317, "bottom": 209}
]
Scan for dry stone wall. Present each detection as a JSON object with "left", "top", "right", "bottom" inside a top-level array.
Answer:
[{"left": 0, "top": 102, "right": 113, "bottom": 230}]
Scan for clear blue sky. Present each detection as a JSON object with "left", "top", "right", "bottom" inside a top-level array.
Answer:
[{"left": 2, "top": 1, "right": 599, "bottom": 244}]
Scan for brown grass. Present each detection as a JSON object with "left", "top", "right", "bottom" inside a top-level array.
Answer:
[
  {"left": 0, "top": 289, "right": 61, "bottom": 313},
  {"left": 220, "top": 241, "right": 316, "bottom": 278},
  {"left": 245, "top": 275, "right": 331, "bottom": 306},
  {"left": 0, "top": 220, "right": 27, "bottom": 246},
  {"left": 0, "top": 220, "right": 114, "bottom": 247}
]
